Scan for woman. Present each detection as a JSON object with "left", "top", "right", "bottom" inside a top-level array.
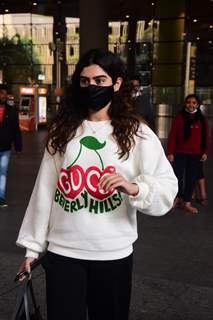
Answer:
[
  {"left": 167, "top": 94, "right": 210, "bottom": 214},
  {"left": 17, "top": 49, "right": 177, "bottom": 320}
]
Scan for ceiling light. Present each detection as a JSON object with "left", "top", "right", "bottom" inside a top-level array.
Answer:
[
  {"left": 151, "top": 2, "right": 155, "bottom": 5},
  {"left": 125, "top": 15, "right": 130, "bottom": 18},
  {"left": 5, "top": 9, "right": 9, "bottom": 12},
  {"left": 193, "top": 19, "right": 198, "bottom": 22},
  {"left": 32, "top": 2, "right": 37, "bottom": 6},
  {"left": 210, "top": 25, "right": 213, "bottom": 28},
  {"left": 196, "top": 37, "right": 200, "bottom": 40},
  {"left": 209, "top": 40, "right": 212, "bottom": 44}
]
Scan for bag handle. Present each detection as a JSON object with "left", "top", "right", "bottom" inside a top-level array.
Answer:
[
  {"left": 11, "top": 279, "right": 29, "bottom": 320},
  {"left": 12, "top": 255, "right": 45, "bottom": 319},
  {"left": 12, "top": 278, "right": 40, "bottom": 320},
  {"left": 29, "top": 280, "right": 39, "bottom": 312},
  {"left": 24, "top": 282, "right": 31, "bottom": 320}
]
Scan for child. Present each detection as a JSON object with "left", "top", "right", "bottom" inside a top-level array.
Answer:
[
  {"left": 16, "top": 49, "right": 177, "bottom": 320},
  {"left": 167, "top": 94, "right": 210, "bottom": 214}
]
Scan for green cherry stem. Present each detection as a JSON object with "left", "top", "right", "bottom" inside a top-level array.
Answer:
[
  {"left": 94, "top": 150, "right": 104, "bottom": 171},
  {"left": 67, "top": 143, "right": 83, "bottom": 170}
]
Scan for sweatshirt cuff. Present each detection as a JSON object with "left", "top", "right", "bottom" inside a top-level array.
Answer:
[
  {"left": 128, "top": 174, "right": 157, "bottom": 210},
  {"left": 129, "top": 181, "right": 150, "bottom": 203},
  {"left": 25, "top": 249, "right": 39, "bottom": 259}
]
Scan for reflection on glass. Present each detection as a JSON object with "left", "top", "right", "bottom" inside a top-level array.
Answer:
[
  {"left": 153, "top": 42, "right": 184, "bottom": 64},
  {"left": 67, "top": 64, "right": 76, "bottom": 81},
  {"left": 33, "top": 45, "right": 53, "bottom": 64},
  {"left": 3, "top": 13, "right": 31, "bottom": 25},
  {"left": 35, "top": 65, "right": 52, "bottom": 83},
  {"left": 136, "top": 20, "right": 156, "bottom": 43},
  {"left": 153, "top": 87, "right": 182, "bottom": 106},
  {"left": 0, "top": 13, "right": 53, "bottom": 85},
  {"left": 66, "top": 18, "right": 79, "bottom": 44},
  {"left": 66, "top": 17, "right": 80, "bottom": 78},
  {"left": 156, "top": 116, "right": 173, "bottom": 139},
  {"left": 108, "top": 21, "right": 128, "bottom": 62},
  {"left": 66, "top": 44, "right": 79, "bottom": 64}
]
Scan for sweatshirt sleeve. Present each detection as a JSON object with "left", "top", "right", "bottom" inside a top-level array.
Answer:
[
  {"left": 16, "top": 149, "right": 59, "bottom": 258},
  {"left": 129, "top": 125, "right": 178, "bottom": 216}
]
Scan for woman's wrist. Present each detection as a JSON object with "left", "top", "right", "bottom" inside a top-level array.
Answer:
[{"left": 128, "top": 183, "right": 139, "bottom": 196}]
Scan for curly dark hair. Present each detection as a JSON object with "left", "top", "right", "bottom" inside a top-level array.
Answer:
[{"left": 46, "top": 48, "right": 141, "bottom": 159}]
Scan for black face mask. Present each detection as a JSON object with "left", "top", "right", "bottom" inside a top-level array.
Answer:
[{"left": 79, "top": 85, "right": 114, "bottom": 111}]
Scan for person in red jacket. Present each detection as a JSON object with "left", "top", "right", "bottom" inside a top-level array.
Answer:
[{"left": 167, "top": 94, "right": 210, "bottom": 214}]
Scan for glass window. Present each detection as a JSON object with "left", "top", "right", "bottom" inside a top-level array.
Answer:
[
  {"left": 136, "top": 20, "right": 155, "bottom": 43},
  {"left": 153, "top": 19, "right": 185, "bottom": 42},
  {"left": 0, "top": 13, "right": 53, "bottom": 88},
  {"left": 3, "top": 65, "right": 33, "bottom": 84},
  {"left": 32, "top": 24, "right": 53, "bottom": 44},
  {"left": 67, "top": 64, "right": 76, "bottom": 80},
  {"left": 153, "top": 86, "right": 182, "bottom": 105},
  {"left": 33, "top": 44, "right": 53, "bottom": 64},
  {"left": 108, "top": 21, "right": 128, "bottom": 44},
  {"left": 66, "top": 17, "right": 80, "bottom": 44},
  {"left": 66, "top": 44, "right": 79, "bottom": 64},
  {"left": 5, "top": 24, "right": 32, "bottom": 40},
  {"left": 33, "top": 65, "right": 52, "bottom": 84},
  {"left": 153, "top": 64, "right": 183, "bottom": 86},
  {"left": 3, "top": 13, "right": 31, "bottom": 25},
  {"left": 153, "top": 42, "right": 184, "bottom": 64}
]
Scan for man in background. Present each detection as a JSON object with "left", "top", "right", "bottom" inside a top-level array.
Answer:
[
  {"left": 0, "top": 84, "right": 22, "bottom": 208},
  {"left": 130, "top": 75, "right": 155, "bottom": 132}
]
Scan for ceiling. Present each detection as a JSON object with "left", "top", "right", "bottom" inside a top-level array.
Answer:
[{"left": 0, "top": 0, "right": 213, "bottom": 42}]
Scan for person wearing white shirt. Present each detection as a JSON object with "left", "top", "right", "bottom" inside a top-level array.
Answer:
[{"left": 17, "top": 48, "right": 177, "bottom": 320}]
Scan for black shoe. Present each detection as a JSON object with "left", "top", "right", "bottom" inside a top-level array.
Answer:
[{"left": 0, "top": 198, "right": 8, "bottom": 208}]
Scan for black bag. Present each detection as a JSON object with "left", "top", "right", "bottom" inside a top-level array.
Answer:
[{"left": 12, "top": 279, "right": 43, "bottom": 320}]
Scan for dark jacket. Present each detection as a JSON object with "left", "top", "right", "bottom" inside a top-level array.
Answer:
[
  {"left": 134, "top": 94, "right": 156, "bottom": 132},
  {"left": 0, "top": 103, "right": 22, "bottom": 152}
]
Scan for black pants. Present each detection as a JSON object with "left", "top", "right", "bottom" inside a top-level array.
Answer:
[
  {"left": 43, "top": 251, "right": 133, "bottom": 320},
  {"left": 197, "top": 161, "right": 204, "bottom": 180},
  {"left": 173, "top": 153, "right": 201, "bottom": 202}
]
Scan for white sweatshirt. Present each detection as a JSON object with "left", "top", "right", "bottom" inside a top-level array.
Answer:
[{"left": 16, "top": 121, "right": 178, "bottom": 260}]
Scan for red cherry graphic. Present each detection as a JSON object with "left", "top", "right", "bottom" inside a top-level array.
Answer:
[
  {"left": 58, "top": 165, "right": 85, "bottom": 199},
  {"left": 85, "top": 165, "right": 115, "bottom": 200}
]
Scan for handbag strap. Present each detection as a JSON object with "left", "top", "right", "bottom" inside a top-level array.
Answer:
[
  {"left": 29, "top": 280, "right": 39, "bottom": 310},
  {"left": 12, "top": 256, "right": 45, "bottom": 320},
  {"left": 11, "top": 278, "right": 39, "bottom": 320},
  {"left": 24, "top": 284, "right": 31, "bottom": 320},
  {"left": 11, "top": 279, "right": 28, "bottom": 320}
]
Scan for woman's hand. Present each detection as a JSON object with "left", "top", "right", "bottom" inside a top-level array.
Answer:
[
  {"left": 200, "top": 153, "right": 207, "bottom": 162},
  {"left": 167, "top": 154, "right": 174, "bottom": 163},
  {"left": 17, "top": 257, "right": 36, "bottom": 281},
  {"left": 99, "top": 172, "right": 139, "bottom": 196}
]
